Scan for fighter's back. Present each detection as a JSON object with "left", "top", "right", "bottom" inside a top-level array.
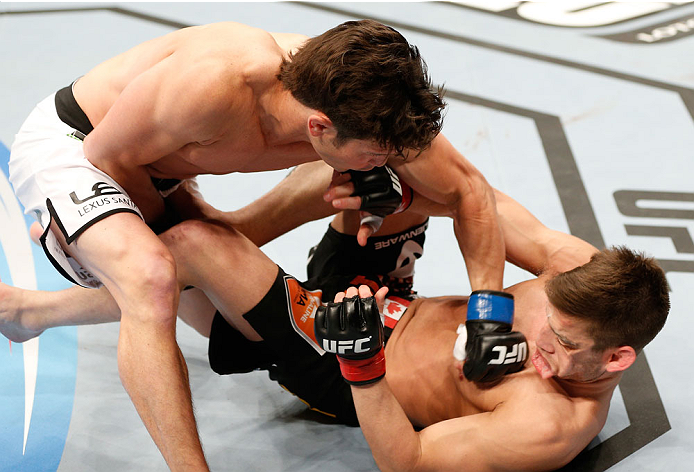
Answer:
[{"left": 74, "top": 22, "right": 294, "bottom": 130}]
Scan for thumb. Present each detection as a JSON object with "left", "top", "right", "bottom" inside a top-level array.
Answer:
[
  {"left": 357, "top": 213, "right": 383, "bottom": 246},
  {"left": 374, "top": 286, "right": 389, "bottom": 313}
]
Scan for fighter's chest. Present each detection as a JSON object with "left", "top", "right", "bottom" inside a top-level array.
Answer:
[{"left": 151, "top": 137, "right": 317, "bottom": 178}]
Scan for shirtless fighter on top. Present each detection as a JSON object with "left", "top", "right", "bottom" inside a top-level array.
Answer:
[{"left": 7, "top": 20, "right": 507, "bottom": 469}]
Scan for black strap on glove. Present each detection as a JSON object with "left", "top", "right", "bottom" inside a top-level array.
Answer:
[{"left": 348, "top": 166, "right": 412, "bottom": 217}]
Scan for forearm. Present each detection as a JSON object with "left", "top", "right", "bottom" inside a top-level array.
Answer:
[
  {"left": 352, "top": 380, "right": 422, "bottom": 472},
  {"left": 121, "top": 173, "right": 167, "bottom": 226},
  {"left": 493, "top": 189, "right": 597, "bottom": 274},
  {"left": 452, "top": 182, "right": 505, "bottom": 292},
  {"left": 87, "top": 150, "right": 166, "bottom": 224}
]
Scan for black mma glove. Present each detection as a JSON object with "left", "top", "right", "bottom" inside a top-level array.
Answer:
[
  {"left": 348, "top": 166, "right": 412, "bottom": 218},
  {"left": 454, "top": 290, "right": 528, "bottom": 383},
  {"left": 315, "top": 295, "right": 386, "bottom": 385}
]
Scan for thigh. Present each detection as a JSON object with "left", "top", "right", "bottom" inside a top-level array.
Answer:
[{"left": 68, "top": 212, "right": 176, "bottom": 315}]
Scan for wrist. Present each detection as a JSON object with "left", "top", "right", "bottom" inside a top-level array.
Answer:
[
  {"left": 338, "top": 347, "right": 386, "bottom": 385},
  {"left": 393, "top": 181, "right": 413, "bottom": 214}
]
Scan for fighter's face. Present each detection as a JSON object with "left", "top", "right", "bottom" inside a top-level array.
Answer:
[
  {"left": 532, "top": 305, "right": 607, "bottom": 382},
  {"left": 315, "top": 137, "right": 391, "bottom": 172}
]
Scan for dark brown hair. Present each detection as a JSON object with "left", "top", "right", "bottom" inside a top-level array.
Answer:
[
  {"left": 278, "top": 19, "right": 445, "bottom": 154},
  {"left": 545, "top": 246, "right": 670, "bottom": 352}
]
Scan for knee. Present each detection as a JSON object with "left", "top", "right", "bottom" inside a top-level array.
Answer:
[
  {"left": 160, "top": 219, "right": 239, "bottom": 255},
  {"left": 137, "top": 247, "right": 178, "bottom": 294},
  {"left": 110, "top": 243, "right": 178, "bottom": 324}
]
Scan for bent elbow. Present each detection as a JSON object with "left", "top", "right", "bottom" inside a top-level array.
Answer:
[{"left": 449, "top": 169, "right": 496, "bottom": 220}]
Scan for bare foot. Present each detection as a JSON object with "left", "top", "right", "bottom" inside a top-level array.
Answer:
[{"left": 0, "top": 277, "right": 43, "bottom": 343}]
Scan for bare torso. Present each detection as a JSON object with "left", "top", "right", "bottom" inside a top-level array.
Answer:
[
  {"left": 385, "top": 276, "right": 613, "bottom": 432},
  {"left": 72, "top": 22, "right": 316, "bottom": 179}
]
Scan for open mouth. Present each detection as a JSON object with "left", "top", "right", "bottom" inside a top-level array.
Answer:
[{"left": 531, "top": 349, "right": 554, "bottom": 380}]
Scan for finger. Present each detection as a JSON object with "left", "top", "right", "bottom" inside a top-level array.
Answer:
[
  {"left": 334, "top": 291, "right": 346, "bottom": 303},
  {"left": 357, "top": 214, "right": 382, "bottom": 246},
  {"left": 357, "top": 220, "right": 379, "bottom": 247},
  {"left": 330, "top": 195, "right": 362, "bottom": 209},
  {"left": 358, "top": 284, "right": 374, "bottom": 298},
  {"left": 324, "top": 183, "right": 357, "bottom": 203},
  {"left": 374, "top": 286, "right": 389, "bottom": 312},
  {"left": 329, "top": 170, "right": 351, "bottom": 186},
  {"left": 345, "top": 286, "right": 359, "bottom": 298}
]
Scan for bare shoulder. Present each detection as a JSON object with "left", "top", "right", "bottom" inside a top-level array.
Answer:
[
  {"left": 174, "top": 22, "right": 289, "bottom": 70},
  {"left": 269, "top": 32, "right": 309, "bottom": 55},
  {"left": 162, "top": 23, "right": 287, "bottom": 124},
  {"left": 491, "top": 381, "right": 605, "bottom": 468},
  {"left": 197, "top": 23, "right": 307, "bottom": 59},
  {"left": 160, "top": 53, "right": 249, "bottom": 120},
  {"left": 415, "top": 378, "right": 607, "bottom": 471}
]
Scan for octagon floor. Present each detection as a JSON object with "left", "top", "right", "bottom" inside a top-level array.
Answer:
[{"left": 1, "top": 2, "right": 693, "bottom": 471}]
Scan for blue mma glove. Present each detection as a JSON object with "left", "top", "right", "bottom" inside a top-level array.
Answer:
[{"left": 457, "top": 290, "right": 528, "bottom": 383}]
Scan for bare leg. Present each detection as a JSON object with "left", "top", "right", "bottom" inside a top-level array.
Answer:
[
  {"left": 62, "top": 213, "right": 207, "bottom": 471},
  {"left": 0, "top": 280, "right": 215, "bottom": 342},
  {"left": 0, "top": 281, "right": 119, "bottom": 342},
  {"left": 1, "top": 219, "right": 119, "bottom": 342},
  {"left": 160, "top": 219, "right": 278, "bottom": 341},
  {"left": 7, "top": 224, "right": 213, "bottom": 341},
  {"left": 1, "top": 223, "right": 248, "bottom": 345}
]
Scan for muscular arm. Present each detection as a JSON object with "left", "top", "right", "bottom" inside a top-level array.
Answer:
[
  {"left": 169, "top": 159, "right": 593, "bottom": 279},
  {"left": 392, "top": 134, "right": 505, "bottom": 292},
  {"left": 353, "top": 380, "right": 593, "bottom": 472},
  {"left": 493, "top": 189, "right": 598, "bottom": 275},
  {"left": 83, "top": 55, "right": 230, "bottom": 223},
  {"left": 229, "top": 162, "right": 337, "bottom": 246}
]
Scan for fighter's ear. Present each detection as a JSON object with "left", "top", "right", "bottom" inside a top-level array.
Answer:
[
  {"left": 308, "top": 113, "right": 335, "bottom": 137},
  {"left": 604, "top": 346, "right": 636, "bottom": 373}
]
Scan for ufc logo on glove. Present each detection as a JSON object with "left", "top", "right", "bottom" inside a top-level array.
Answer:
[
  {"left": 315, "top": 295, "right": 386, "bottom": 386},
  {"left": 322, "top": 337, "right": 373, "bottom": 355},
  {"left": 489, "top": 342, "right": 528, "bottom": 365},
  {"left": 455, "top": 291, "right": 529, "bottom": 383}
]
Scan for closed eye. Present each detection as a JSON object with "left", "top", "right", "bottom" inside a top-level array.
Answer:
[{"left": 557, "top": 336, "right": 577, "bottom": 350}]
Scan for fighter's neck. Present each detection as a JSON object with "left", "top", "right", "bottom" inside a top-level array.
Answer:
[
  {"left": 554, "top": 371, "right": 622, "bottom": 399},
  {"left": 256, "top": 83, "right": 313, "bottom": 147}
]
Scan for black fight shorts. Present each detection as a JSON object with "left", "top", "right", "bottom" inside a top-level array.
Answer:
[
  {"left": 208, "top": 222, "right": 428, "bottom": 425},
  {"left": 208, "top": 267, "right": 361, "bottom": 425},
  {"left": 307, "top": 219, "right": 428, "bottom": 297}
]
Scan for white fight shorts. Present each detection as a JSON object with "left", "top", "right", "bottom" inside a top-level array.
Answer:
[{"left": 9, "top": 92, "right": 144, "bottom": 288}]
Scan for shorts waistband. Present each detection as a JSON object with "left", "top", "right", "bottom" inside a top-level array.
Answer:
[
  {"left": 55, "top": 81, "right": 94, "bottom": 136},
  {"left": 324, "top": 218, "right": 429, "bottom": 251}
]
